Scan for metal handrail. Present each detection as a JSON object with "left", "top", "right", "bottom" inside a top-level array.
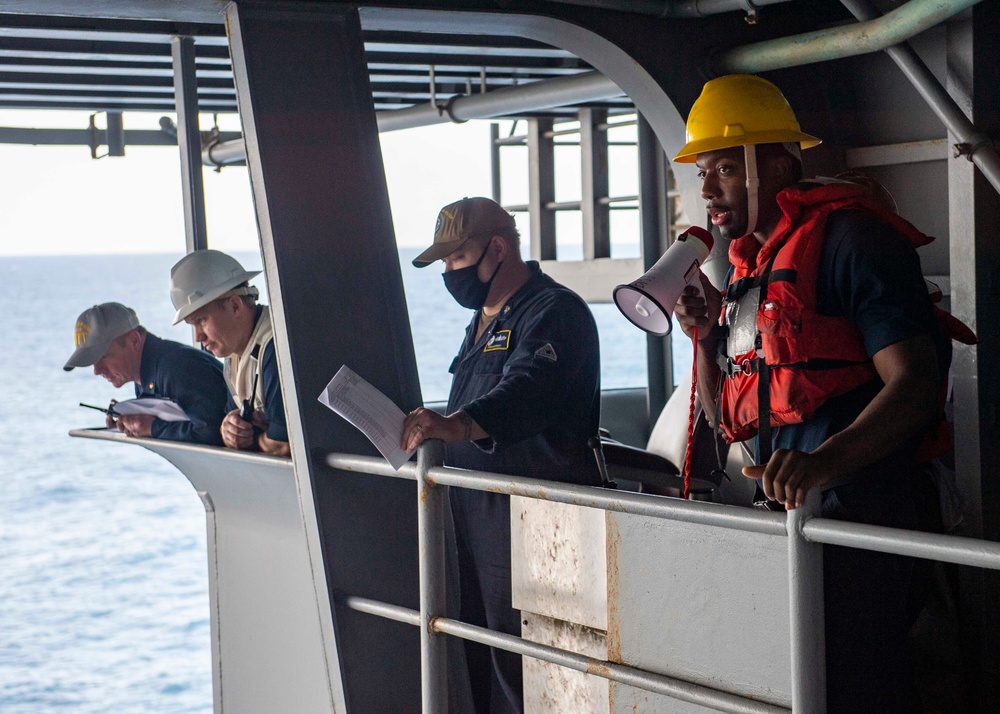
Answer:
[
  {"left": 337, "top": 594, "right": 789, "bottom": 714},
  {"left": 326, "top": 447, "right": 1000, "bottom": 713}
]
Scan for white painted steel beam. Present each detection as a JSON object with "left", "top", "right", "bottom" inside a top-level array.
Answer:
[
  {"left": 844, "top": 138, "right": 949, "bottom": 168},
  {"left": 69, "top": 430, "right": 335, "bottom": 714}
]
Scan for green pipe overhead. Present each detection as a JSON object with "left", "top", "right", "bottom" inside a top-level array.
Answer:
[{"left": 712, "top": 0, "right": 983, "bottom": 75}]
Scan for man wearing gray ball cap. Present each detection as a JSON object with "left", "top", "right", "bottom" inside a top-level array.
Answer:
[{"left": 65, "top": 302, "right": 228, "bottom": 446}]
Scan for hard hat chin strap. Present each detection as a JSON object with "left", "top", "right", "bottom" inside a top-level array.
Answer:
[
  {"left": 744, "top": 144, "right": 759, "bottom": 237},
  {"left": 221, "top": 285, "right": 260, "bottom": 302}
]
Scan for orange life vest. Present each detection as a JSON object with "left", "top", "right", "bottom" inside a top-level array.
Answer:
[{"left": 718, "top": 180, "right": 940, "bottom": 444}]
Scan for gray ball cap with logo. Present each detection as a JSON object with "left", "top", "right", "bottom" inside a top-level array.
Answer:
[
  {"left": 63, "top": 302, "right": 140, "bottom": 371},
  {"left": 412, "top": 196, "right": 516, "bottom": 268}
]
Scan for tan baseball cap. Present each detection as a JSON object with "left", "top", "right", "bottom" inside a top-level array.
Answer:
[
  {"left": 64, "top": 302, "right": 140, "bottom": 371},
  {"left": 412, "top": 197, "right": 516, "bottom": 268}
]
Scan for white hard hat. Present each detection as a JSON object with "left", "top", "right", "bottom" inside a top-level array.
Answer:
[{"left": 169, "top": 249, "right": 261, "bottom": 324}]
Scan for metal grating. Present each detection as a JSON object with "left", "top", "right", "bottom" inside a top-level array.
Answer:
[{"left": 0, "top": 14, "right": 634, "bottom": 115}]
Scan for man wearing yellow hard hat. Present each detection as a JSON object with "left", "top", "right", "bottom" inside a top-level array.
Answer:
[{"left": 673, "top": 75, "right": 951, "bottom": 712}]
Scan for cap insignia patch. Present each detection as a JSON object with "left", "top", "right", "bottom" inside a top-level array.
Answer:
[{"left": 74, "top": 320, "right": 91, "bottom": 347}]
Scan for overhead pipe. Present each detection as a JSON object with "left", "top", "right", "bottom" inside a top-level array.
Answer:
[
  {"left": 203, "top": 70, "right": 622, "bottom": 167},
  {"left": 712, "top": 0, "right": 984, "bottom": 75},
  {"left": 838, "top": 0, "right": 1000, "bottom": 196},
  {"left": 542, "top": 0, "right": 794, "bottom": 19}
]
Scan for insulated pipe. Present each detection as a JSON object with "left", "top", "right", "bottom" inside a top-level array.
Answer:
[
  {"left": 712, "top": 0, "right": 984, "bottom": 75},
  {"left": 378, "top": 69, "right": 620, "bottom": 131},
  {"left": 839, "top": 0, "right": 1000, "bottom": 196},
  {"left": 203, "top": 70, "right": 623, "bottom": 166},
  {"left": 542, "top": 0, "right": 794, "bottom": 18},
  {"left": 203, "top": 135, "right": 248, "bottom": 167}
]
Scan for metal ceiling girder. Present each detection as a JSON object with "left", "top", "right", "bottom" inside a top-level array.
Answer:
[{"left": 0, "top": 1, "right": 226, "bottom": 23}]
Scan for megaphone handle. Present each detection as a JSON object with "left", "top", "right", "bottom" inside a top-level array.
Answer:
[{"left": 687, "top": 269, "right": 705, "bottom": 301}]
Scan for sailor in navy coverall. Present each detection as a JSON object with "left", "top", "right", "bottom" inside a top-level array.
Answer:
[
  {"left": 135, "top": 332, "right": 230, "bottom": 446},
  {"left": 65, "top": 302, "right": 229, "bottom": 446},
  {"left": 403, "top": 197, "right": 601, "bottom": 714}
]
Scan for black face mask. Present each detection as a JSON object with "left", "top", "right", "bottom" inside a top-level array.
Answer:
[{"left": 443, "top": 243, "right": 502, "bottom": 310}]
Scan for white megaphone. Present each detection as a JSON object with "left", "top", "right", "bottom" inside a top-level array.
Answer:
[{"left": 613, "top": 226, "right": 715, "bottom": 336}]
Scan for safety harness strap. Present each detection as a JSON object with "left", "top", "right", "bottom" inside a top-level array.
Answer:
[
  {"left": 725, "top": 268, "right": 797, "bottom": 302},
  {"left": 753, "top": 248, "right": 782, "bottom": 467}
]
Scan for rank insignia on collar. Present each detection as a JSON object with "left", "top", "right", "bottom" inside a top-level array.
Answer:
[
  {"left": 484, "top": 329, "right": 511, "bottom": 352},
  {"left": 534, "top": 343, "right": 557, "bottom": 362}
]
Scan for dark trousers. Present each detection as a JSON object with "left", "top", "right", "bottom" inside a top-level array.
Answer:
[
  {"left": 450, "top": 488, "right": 524, "bottom": 714},
  {"left": 821, "top": 474, "right": 921, "bottom": 714}
]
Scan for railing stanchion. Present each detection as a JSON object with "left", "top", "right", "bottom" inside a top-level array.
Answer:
[
  {"left": 417, "top": 440, "right": 447, "bottom": 712},
  {"left": 787, "top": 488, "right": 826, "bottom": 713}
]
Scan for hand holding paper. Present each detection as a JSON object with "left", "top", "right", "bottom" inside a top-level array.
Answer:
[{"left": 318, "top": 366, "right": 415, "bottom": 470}]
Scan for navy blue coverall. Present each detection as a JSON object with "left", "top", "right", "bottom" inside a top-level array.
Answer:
[
  {"left": 136, "top": 333, "right": 229, "bottom": 446},
  {"left": 445, "top": 262, "right": 601, "bottom": 714}
]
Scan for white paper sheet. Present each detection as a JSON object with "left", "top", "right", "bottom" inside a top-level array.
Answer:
[
  {"left": 112, "top": 397, "right": 189, "bottom": 422},
  {"left": 317, "top": 365, "right": 415, "bottom": 470}
]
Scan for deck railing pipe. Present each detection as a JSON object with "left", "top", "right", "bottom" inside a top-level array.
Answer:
[
  {"left": 433, "top": 617, "right": 791, "bottom": 714},
  {"left": 839, "top": 0, "right": 1000, "bottom": 196},
  {"left": 802, "top": 518, "right": 1000, "bottom": 570},
  {"left": 340, "top": 593, "right": 791, "bottom": 713},
  {"left": 786, "top": 489, "right": 827, "bottom": 714},
  {"left": 343, "top": 594, "right": 421, "bottom": 627},
  {"left": 416, "top": 440, "right": 448, "bottom": 713},
  {"left": 327, "top": 452, "right": 417, "bottom": 480},
  {"left": 426, "top": 465, "right": 788, "bottom": 536}
]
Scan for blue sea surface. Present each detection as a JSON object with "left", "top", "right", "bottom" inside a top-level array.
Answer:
[{"left": 0, "top": 250, "right": 688, "bottom": 712}]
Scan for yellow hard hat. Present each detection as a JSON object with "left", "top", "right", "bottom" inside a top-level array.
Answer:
[{"left": 673, "top": 74, "right": 821, "bottom": 163}]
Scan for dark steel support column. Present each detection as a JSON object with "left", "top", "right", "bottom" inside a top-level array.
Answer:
[
  {"left": 947, "top": 6, "right": 1000, "bottom": 711},
  {"left": 638, "top": 114, "right": 672, "bottom": 422},
  {"left": 580, "top": 108, "right": 610, "bottom": 260},
  {"left": 171, "top": 36, "right": 208, "bottom": 253},
  {"left": 528, "top": 117, "right": 556, "bottom": 260},
  {"left": 106, "top": 111, "right": 125, "bottom": 157},
  {"left": 490, "top": 122, "right": 502, "bottom": 204},
  {"left": 226, "top": 4, "right": 422, "bottom": 711}
]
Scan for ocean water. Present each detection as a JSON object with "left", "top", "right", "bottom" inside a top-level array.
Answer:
[{"left": 0, "top": 250, "right": 687, "bottom": 713}]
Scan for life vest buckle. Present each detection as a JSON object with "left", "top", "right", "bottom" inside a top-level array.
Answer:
[{"left": 719, "top": 355, "right": 759, "bottom": 378}]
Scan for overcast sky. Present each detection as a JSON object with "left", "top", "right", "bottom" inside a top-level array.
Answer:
[{"left": 0, "top": 109, "right": 504, "bottom": 256}]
